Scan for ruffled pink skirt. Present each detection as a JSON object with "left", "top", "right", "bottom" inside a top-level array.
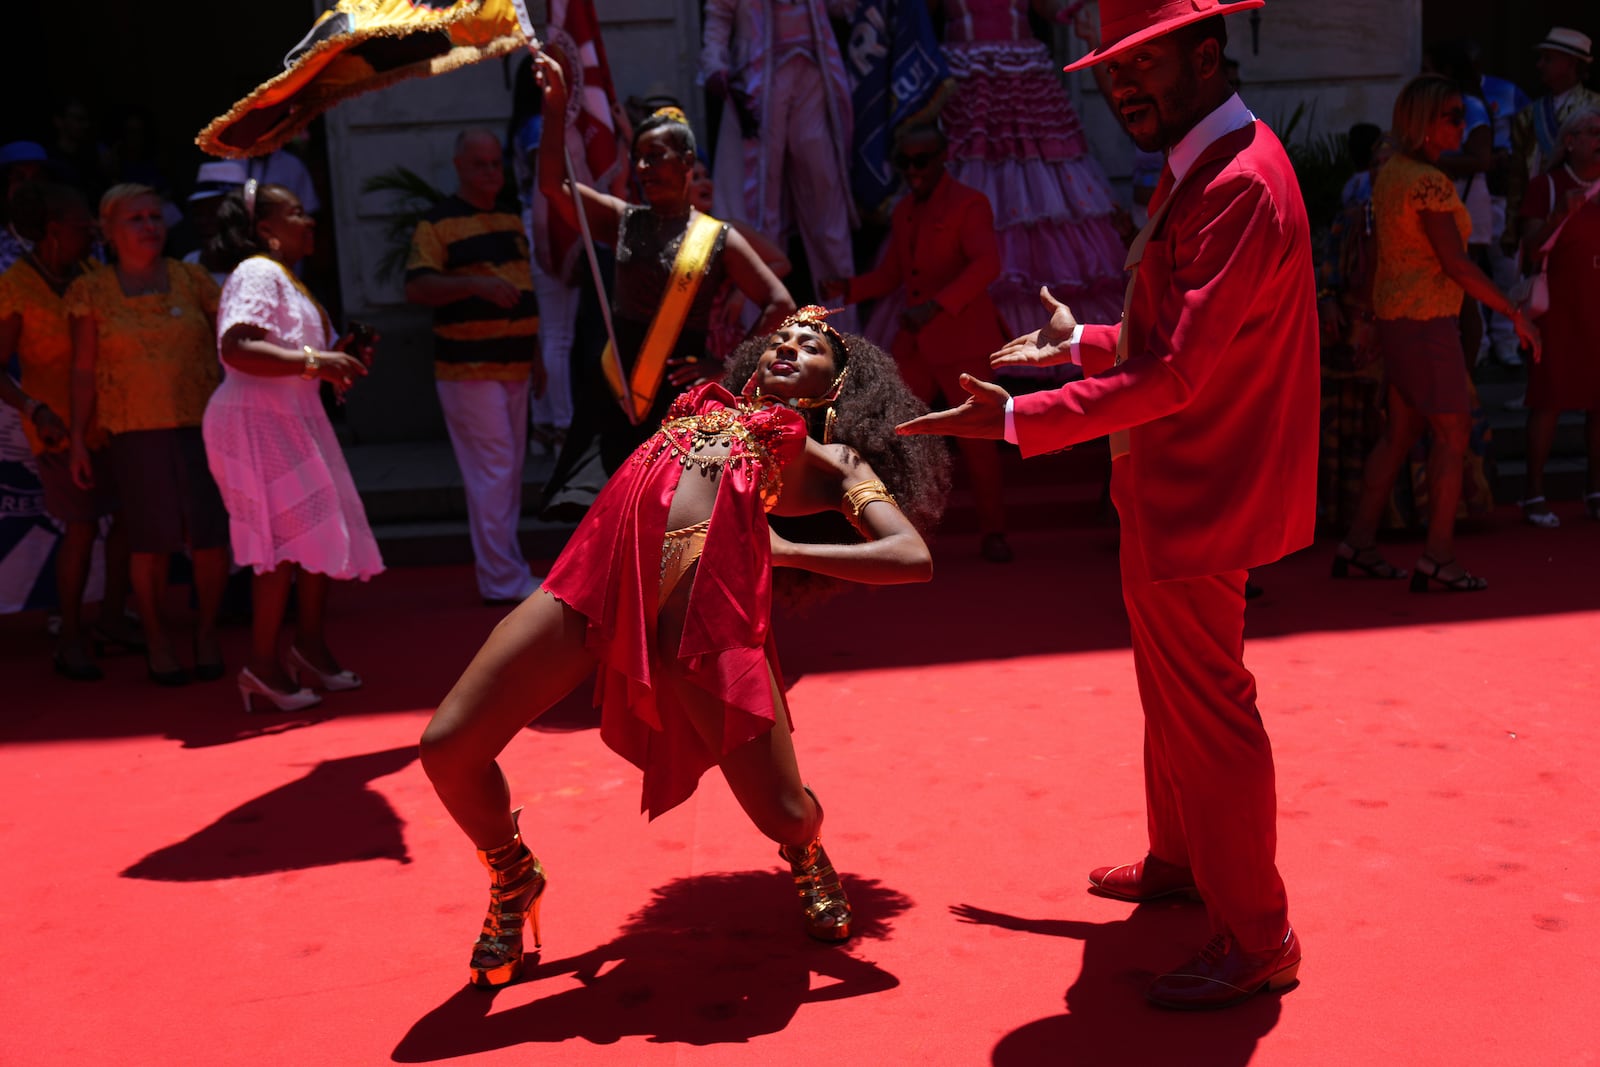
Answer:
[{"left": 939, "top": 39, "right": 1127, "bottom": 372}]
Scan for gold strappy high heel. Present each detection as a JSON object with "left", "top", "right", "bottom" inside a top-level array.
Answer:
[
  {"left": 469, "top": 812, "right": 547, "bottom": 988},
  {"left": 778, "top": 788, "right": 852, "bottom": 942}
]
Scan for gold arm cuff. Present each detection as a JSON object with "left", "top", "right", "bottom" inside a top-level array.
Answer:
[{"left": 842, "top": 478, "right": 899, "bottom": 537}]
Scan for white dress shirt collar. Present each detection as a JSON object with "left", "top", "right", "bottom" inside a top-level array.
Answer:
[{"left": 1166, "top": 93, "right": 1256, "bottom": 185}]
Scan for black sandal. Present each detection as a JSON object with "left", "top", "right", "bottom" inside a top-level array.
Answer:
[
  {"left": 91, "top": 620, "right": 147, "bottom": 657},
  {"left": 1409, "top": 555, "right": 1488, "bottom": 593},
  {"left": 1331, "top": 542, "right": 1408, "bottom": 580}
]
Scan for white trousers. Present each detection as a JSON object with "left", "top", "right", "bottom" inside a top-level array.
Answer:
[
  {"left": 715, "top": 57, "right": 858, "bottom": 331},
  {"left": 436, "top": 379, "right": 539, "bottom": 600},
  {"left": 528, "top": 251, "right": 578, "bottom": 431}
]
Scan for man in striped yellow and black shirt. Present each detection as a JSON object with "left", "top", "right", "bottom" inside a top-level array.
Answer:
[{"left": 406, "top": 129, "right": 544, "bottom": 603}]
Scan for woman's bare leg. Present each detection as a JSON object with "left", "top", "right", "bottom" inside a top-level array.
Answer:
[
  {"left": 715, "top": 667, "right": 822, "bottom": 848},
  {"left": 655, "top": 572, "right": 819, "bottom": 847},
  {"left": 1422, "top": 411, "right": 1470, "bottom": 564},
  {"left": 1345, "top": 387, "right": 1427, "bottom": 548},
  {"left": 130, "top": 551, "right": 176, "bottom": 672},
  {"left": 292, "top": 568, "right": 341, "bottom": 672},
  {"left": 420, "top": 591, "right": 596, "bottom": 849},
  {"left": 249, "top": 563, "right": 296, "bottom": 690},
  {"left": 191, "top": 546, "right": 228, "bottom": 668},
  {"left": 54, "top": 520, "right": 98, "bottom": 667},
  {"left": 95, "top": 514, "right": 139, "bottom": 645},
  {"left": 1522, "top": 408, "right": 1560, "bottom": 504}
]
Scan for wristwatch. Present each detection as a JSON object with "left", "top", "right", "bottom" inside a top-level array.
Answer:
[{"left": 301, "top": 345, "right": 320, "bottom": 379}]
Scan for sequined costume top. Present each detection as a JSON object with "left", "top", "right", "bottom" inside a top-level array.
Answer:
[{"left": 543, "top": 381, "right": 809, "bottom": 817}]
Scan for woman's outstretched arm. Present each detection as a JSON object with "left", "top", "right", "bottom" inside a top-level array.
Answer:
[
  {"left": 768, "top": 439, "right": 932, "bottom": 584},
  {"left": 534, "top": 51, "right": 626, "bottom": 247}
]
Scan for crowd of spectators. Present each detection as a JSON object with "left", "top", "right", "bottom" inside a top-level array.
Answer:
[{"left": 1321, "top": 25, "right": 1598, "bottom": 593}]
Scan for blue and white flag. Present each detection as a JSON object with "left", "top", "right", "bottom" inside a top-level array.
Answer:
[{"left": 843, "top": 0, "right": 953, "bottom": 215}]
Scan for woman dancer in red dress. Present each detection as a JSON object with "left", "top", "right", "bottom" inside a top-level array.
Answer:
[{"left": 420, "top": 306, "right": 949, "bottom": 988}]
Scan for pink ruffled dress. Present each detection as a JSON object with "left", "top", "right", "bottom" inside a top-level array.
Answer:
[
  {"left": 938, "top": 0, "right": 1125, "bottom": 348},
  {"left": 202, "top": 257, "right": 383, "bottom": 581}
]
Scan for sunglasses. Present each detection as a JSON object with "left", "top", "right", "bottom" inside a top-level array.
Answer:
[{"left": 893, "top": 150, "right": 941, "bottom": 171}]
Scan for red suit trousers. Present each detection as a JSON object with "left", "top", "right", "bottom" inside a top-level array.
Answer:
[{"left": 1113, "top": 464, "right": 1290, "bottom": 953}]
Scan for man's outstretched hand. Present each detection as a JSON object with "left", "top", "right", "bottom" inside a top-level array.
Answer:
[
  {"left": 989, "top": 286, "right": 1081, "bottom": 371},
  {"left": 896, "top": 373, "right": 1010, "bottom": 440}
]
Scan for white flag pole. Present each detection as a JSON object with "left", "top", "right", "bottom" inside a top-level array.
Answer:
[{"left": 509, "top": 0, "right": 631, "bottom": 424}]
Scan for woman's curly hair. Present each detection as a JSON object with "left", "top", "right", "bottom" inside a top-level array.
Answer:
[{"left": 724, "top": 329, "right": 952, "bottom": 606}]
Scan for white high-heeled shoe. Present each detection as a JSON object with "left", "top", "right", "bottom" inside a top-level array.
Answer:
[
  {"left": 238, "top": 667, "right": 322, "bottom": 714},
  {"left": 287, "top": 646, "right": 362, "bottom": 692}
]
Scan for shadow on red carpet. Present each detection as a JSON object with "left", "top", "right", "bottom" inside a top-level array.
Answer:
[
  {"left": 955, "top": 900, "right": 1284, "bottom": 1065},
  {"left": 121, "top": 745, "right": 417, "bottom": 880},
  {"left": 391, "top": 871, "right": 909, "bottom": 1058}
]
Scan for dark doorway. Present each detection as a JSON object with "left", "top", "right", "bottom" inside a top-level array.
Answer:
[{"left": 1423, "top": 1, "right": 1596, "bottom": 92}]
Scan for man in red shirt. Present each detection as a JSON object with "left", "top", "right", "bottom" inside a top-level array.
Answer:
[
  {"left": 823, "top": 123, "right": 1012, "bottom": 562},
  {"left": 899, "top": 0, "right": 1317, "bottom": 1009}
]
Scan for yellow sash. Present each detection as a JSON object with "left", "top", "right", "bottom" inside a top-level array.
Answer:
[{"left": 602, "top": 212, "right": 722, "bottom": 424}]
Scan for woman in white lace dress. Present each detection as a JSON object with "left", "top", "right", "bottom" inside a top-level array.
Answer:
[{"left": 202, "top": 181, "right": 382, "bottom": 713}]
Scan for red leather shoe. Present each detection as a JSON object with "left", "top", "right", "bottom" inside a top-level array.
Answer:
[
  {"left": 1146, "top": 927, "right": 1302, "bottom": 1010},
  {"left": 1087, "top": 855, "right": 1197, "bottom": 902}
]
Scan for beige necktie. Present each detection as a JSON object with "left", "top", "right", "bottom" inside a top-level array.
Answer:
[{"left": 1109, "top": 165, "right": 1178, "bottom": 461}]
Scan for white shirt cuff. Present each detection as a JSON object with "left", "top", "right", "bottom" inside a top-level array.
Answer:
[{"left": 1005, "top": 324, "right": 1087, "bottom": 445}]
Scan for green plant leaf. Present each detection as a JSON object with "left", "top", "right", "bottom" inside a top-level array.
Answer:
[{"left": 360, "top": 166, "right": 447, "bottom": 282}]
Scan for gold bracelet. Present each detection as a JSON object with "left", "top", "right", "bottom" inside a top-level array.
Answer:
[
  {"left": 301, "top": 345, "right": 320, "bottom": 380},
  {"left": 842, "top": 478, "right": 898, "bottom": 537}
]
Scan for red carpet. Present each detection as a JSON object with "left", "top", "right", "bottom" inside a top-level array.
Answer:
[{"left": 2, "top": 508, "right": 1597, "bottom": 1065}]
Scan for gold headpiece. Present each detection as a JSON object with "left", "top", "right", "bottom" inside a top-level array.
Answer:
[
  {"left": 780, "top": 304, "right": 848, "bottom": 359},
  {"left": 651, "top": 105, "right": 689, "bottom": 124},
  {"left": 779, "top": 306, "right": 849, "bottom": 443}
]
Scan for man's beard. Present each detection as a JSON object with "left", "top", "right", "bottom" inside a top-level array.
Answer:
[{"left": 1120, "top": 68, "right": 1203, "bottom": 152}]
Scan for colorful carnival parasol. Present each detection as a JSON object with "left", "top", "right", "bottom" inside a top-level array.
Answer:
[{"left": 197, "top": 0, "right": 531, "bottom": 158}]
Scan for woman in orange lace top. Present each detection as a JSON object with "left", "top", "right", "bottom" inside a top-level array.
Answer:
[
  {"left": 1334, "top": 75, "right": 1540, "bottom": 593},
  {"left": 67, "top": 183, "right": 229, "bottom": 685},
  {"left": 0, "top": 183, "right": 139, "bottom": 679}
]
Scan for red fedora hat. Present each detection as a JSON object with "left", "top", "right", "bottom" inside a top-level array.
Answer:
[{"left": 1064, "top": 0, "right": 1266, "bottom": 73}]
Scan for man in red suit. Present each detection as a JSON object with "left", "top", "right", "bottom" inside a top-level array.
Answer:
[
  {"left": 899, "top": 0, "right": 1317, "bottom": 1009},
  {"left": 823, "top": 123, "right": 1012, "bottom": 562}
]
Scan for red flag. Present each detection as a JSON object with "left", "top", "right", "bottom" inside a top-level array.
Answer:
[{"left": 534, "top": 0, "right": 623, "bottom": 281}]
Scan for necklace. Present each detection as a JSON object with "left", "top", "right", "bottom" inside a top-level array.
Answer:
[
  {"left": 1564, "top": 164, "right": 1599, "bottom": 190},
  {"left": 116, "top": 261, "right": 167, "bottom": 297}
]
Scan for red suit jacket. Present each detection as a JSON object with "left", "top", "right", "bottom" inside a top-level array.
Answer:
[
  {"left": 851, "top": 172, "right": 1008, "bottom": 367},
  {"left": 1013, "top": 122, "right": 1319, "bottom": 581}
]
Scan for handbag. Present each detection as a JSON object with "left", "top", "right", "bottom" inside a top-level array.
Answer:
[
  {"left": 1510, "top": 272, "right": 1549, "bottom": 318},
  {"left": 1513, "top": 172, "right": 1600, "bottom": 317}
]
